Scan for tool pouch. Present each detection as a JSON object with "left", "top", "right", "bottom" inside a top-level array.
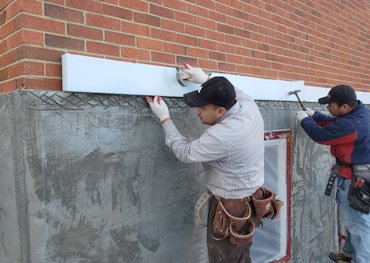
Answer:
[
  {"left": 252, "top": 187, "right": 284, "bottom": 220},
  {"left": 348, "top": 176, "right": 370, "bottom": 214},
  {"left": 212, "top": 197, "right": 255, "bottom": 245}
]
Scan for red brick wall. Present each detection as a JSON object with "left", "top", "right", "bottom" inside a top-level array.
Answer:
[{"left": 0, "top": 0, "right": 369, "bottom": 93}]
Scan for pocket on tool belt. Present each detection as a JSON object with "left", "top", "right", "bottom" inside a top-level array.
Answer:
[
  {"left": 212, "top": 198, "right": 255, "bottom": 245},
  {"left": 348, "top": 176, "right": 370, "bottom": 214},
  {"left": 252, "top": 187, "right": 284, "bottom": 220}
]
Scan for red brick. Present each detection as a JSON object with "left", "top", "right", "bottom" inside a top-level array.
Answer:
[
  {"left": 176, "top": 34, "right": 198, "bottom": 46},
  {"left": 0, "top": 68, "right": 8, "bottom": 82},
  {"left": 188, "top": 47, "right": 208, "bottom": 59},
  {"left": 197, "top": 0, "right": 215, "bottom": 10},
  {"left": 0, "top": 0, "right": 12, "bottom": 10},
  {"left": 6, "top": 30, "right": 43, "bottom": 52},
  {"left": 45, "top": 34, "right": 85, "bottom": 51},
  {"left": 199, "top": 39, "right": 217, "bottom": 50},
  {"left": 163, "top": 0, "right": 186, "bottom": 11},
  {"left": 207, "top": 30, "right": 225, "bottom": 42},
  {"left": 151, "top": 51, "right": 175, "bottom": 64},
  {"left": 199, "top": 60, "right": 217, "bottom": 70},
  {"left": 67, "top": 24, "right": 103, "bottom": 41},
  {"left": 187, "top": 3, "right": 208, "bottom": 17},
  {"left": 0, "top": 10, "right": 6, "bottom": 25},
  {"left": 151, "top": 28, "right": 176, "bottom": 42},
  {"left": 215, "top": 2, "right": 234, "bottom": 16},
  {"left": 209, "top": 10, "right": 226, "bottom": 23},
  {"left": 226, "top": 16, "right": 244, "bottom": 28},
  {"left": 225, "top": 35, "right": 242, "bottom": 46},
  {"left": 0, "top": 79, "right": 17, "bottom": 93},
  {"left": 119, "top": 0, "right": 148, "bottom": 12},
  {"left": 66, "top": 0, "right": 103, "bottom": 13},
  {"left": 150, "top": 4, "right": 174, "bottom": 19},
  {"left": 19, "top": 77, "right": 62, "bottom": 91},
  {"left": 20, "top": 0, "right": 43, "bottom": 15},
  {"left": 185, "top": 25, "right": 206, "bottom": 38},
  {"left": 219, "top": 62, "right": 236, "bottom": 72},
  {"left": 15, "top": 14, "right": 65, "bottom": 34},
  {"left": 234, "top": 10, "right": 249, "bottom": 21},
  {"left": 103, "top": 4, "right": 133, "bottom": 20},
  {"left": 217, "top": 23, "right": 235, "bottom": 35},
  {"left": 44, "top": 3, "right": 84, "bottom": 23},
  {"left": 5, "top": 1, "right": 22, "bottom": 19},
  {"left": 46, "top": 63, "right": 62, "bottom": 77},
  {"left": 0, "top": 50, "right": 16, "bottom": 68},
  {"left": 8, "top": 61, "right": 44, "bottom": 78},
  {"left": 121, "top": 22, "right": 148, "bottom": 37},
  {"left": 160, "top": 19, "right": 185, "bottom": 33},
  {"left": 23, "top": 30, "right": 44, "bottom": 45},
  {"left": 105, "top": 31, "right": 135, "bottom": 46},
  {"left": 0, "top": 40, "right": 7, "bottom": 55},
  {"left": 87, "top": 13, "right": 121, "bottom": 31},
  {"left": 0, "top": 20, "right": 15, "bottom": 39},
  {"left": 16, "top": 46, "right": 64, "bottom": 62},
  {"left": 121, "top": 47, "right": 150, "bottom": 61},
  {"left": 196, "top": 17, "right": 217, "bottom": 30},
  {"left": 209, "top": 51, "right": 226, "bottom": 61},
  {"left": 176, "top": 56, "right": 197, "bottom": 66},
  {"left": 137, "top": 37, "right": 163, "bottom": 51},
  {"left": 134, "top": 12, "right": 160, "bottom": 27},
  {"left": 46, "top": 0, "right": 65, "bottom": 5},
  {"left": 218, "top": 43, "right": 235, "bottom": 53},
  {"left": 86, "top": 41, "right": 120, "bottom": 56},
  {"left": 175, "top": 11, "right": 196, "bottom": 24},
  {"left": 164, "top": 43, "right": 187, "bottom": 55},
  {"left": 226, "top": 54, "right": 242, "bottom": 64}
]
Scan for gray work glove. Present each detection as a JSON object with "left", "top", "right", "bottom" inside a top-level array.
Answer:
[
  {"left": 296, "top": 110, "right": 309, "bottom": 122},
  {"left": 304, "top": 108, "right": 315, "bottom": 117},
  {"left": 181, "top": 64, "right": 209, "bottom": 84},
  {"left": 146, "top": 96, "right": 170, "bottom": 123}
]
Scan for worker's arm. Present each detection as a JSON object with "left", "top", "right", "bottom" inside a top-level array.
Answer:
[
  {"left": 162, "top": 121, "right": 228, "bottom": 163},
  {"left": 146, "top": 95, "right": 228, "bottom": 163},
  {"left": 301, "top": 116, "right": 357, "bottom": 145}
]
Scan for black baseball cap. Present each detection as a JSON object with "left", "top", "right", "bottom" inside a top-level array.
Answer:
[
  {"left": 318, "top": 85, "right": 357, "bottom": 105},
  {"left": 183, "top": 77, "right": 236, "bottom": 108}
]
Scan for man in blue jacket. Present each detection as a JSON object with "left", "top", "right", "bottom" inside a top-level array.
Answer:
[{"left": 296, "top": 85, "right": 370, "bottom": 263}]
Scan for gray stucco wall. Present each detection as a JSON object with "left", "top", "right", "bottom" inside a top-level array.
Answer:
[{"left": 0, "top": 90, "right": 338, "bottom": 263}]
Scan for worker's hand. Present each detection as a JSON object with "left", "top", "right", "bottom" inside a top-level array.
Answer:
[
  {"left": 181, "top": 64, "right": 209, "bottom": 84},
  {"left": 296, "top": 110, "right": 309, "bottom": 121},
  {"left": 146, "top": 96, "right": 170, "bottom": 123},
  {"left": 304, "top": 108, "right": 315, "bottom": 117}
]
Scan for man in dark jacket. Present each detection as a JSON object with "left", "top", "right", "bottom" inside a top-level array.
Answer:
[{"left": 296, "top": 85, "right": 370, "bottom": 263}]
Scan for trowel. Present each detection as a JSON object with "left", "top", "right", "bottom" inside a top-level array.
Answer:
[{"left": 176, "top": 66, "right": 190, "bottom": 87}]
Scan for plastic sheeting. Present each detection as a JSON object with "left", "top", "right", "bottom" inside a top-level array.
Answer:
[{"left": 251, "top": 137, "right": 289, "bottom": 262}]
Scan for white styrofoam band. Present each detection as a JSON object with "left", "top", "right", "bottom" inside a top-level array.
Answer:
[{"left": 62, "top": 54, "right": 370, "bottom": 104}]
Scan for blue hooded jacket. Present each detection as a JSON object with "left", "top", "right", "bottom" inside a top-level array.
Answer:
[{"left": 301, "top": 101, "right": 370, "bottom": 178}]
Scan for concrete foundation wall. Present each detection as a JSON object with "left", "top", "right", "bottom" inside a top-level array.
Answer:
[{"left": 0, "top": 90, "right": 338, "bottom": 263}]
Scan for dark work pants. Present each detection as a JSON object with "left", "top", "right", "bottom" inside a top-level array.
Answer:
[{"left": 207, "top": 195, "right": 255, "bottom": 263}]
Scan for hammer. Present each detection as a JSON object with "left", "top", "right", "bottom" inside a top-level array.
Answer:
[{"left": 288, "top": 90, "right": 306, "bottom": 110}]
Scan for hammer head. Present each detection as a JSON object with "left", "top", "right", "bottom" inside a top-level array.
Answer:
[{"left": 288, "top": 89, "right": 302, "bottom": 95}]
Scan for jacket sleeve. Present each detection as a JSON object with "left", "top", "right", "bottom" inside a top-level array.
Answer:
[
  {"left": 301, "top": 116, "right": 357, "bottom": 145},
  {"left": 162, "top": 120, "right": 229, "bottom": 163}
]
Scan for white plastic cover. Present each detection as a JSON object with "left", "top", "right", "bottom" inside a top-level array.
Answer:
[{"left": 251, "top": 138, "right": 289, "bottom": 262}]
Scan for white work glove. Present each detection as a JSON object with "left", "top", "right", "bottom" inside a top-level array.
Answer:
[
  {"left": 304, "top": 108, "right": 315, "bottom": 117},
  {"left": 146, "top": 96, "right": 170, "bottom": 123},
  {"left": 296, "top": 110, "right": 309, "bottom": 122},
  {"left": 181, "top": 64, "right": 209, "bottom": 84}
]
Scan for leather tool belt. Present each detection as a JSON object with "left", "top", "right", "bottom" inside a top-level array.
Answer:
[
  {"left": 348, "top": 164, "right": 370, "bottom": 214},
  {"left": 211, "top": 187, "right": 284, "bottom": 245}
]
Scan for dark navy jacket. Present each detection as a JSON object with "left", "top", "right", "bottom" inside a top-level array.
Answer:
[{"left": 301, "top": 101, "right": 370, "bottom": 178}]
